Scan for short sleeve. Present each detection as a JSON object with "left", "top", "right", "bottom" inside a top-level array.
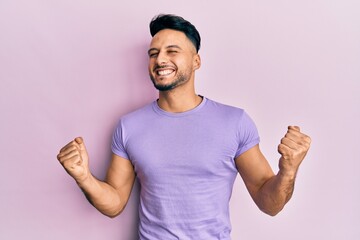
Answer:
[
  {"left": 235, "top": 111, "right": 260, "bottom": 158},
  {"left": 111, "top": 120, "right": 130, "bottom": 160}
]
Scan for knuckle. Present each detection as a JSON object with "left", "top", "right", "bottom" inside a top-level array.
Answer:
[
  {"left": 69, "top": 145, "right": 78, "bottom": 151},
  {"left": 300, "top": 137, "right": 311, "bottom": 148},
  {"left": 278, "top": 143, "right": 284, "bottom": 150},
  {"left": 288, "top": 150, "right": 295, "bottom": 158},
  {"left": 63, "top": 157, "right": 78, "bottom": 169}
]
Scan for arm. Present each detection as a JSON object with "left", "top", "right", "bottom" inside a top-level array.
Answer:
[
  {"left": 57, "top": 137, "right": 135, "bottom": 218},
  {"left": 235, "top": 126, "right": 311, "bottom": 216}
]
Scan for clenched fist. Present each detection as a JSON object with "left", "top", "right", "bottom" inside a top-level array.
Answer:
[
  {"left": 278, "top": 126, "right": 311, "bottom": 177},
  {"left": 57, "top": 137, "right": 90, "bottom": 183}
]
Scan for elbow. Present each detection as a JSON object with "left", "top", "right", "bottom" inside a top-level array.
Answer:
[
  {"left": 254, "top": 193, "right": 288, "bottom": 217},
  {"left": 105, "top": 211, "right": 119, "bottom": 218},
  {"left": 103, "top": 194, "right": 130, "bottom": 218},
  {"left": 106, "top": 213, "right": 120, "bottom": 219},
  {"left": 259, "top": 205, "right": 284, "bottom": 217},
  {"left": 263, "top": 209, "right": 281, "bottom": 217},
  {"left": 103, "top": 207, "right": 124, "bottom": 218},
  {"left": 100, "top": 202, "right": 126, "bottom": 219}
]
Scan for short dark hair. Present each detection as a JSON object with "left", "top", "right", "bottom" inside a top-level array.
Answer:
[{"left": 149, "top": 14, "right": 201, "bottom": 52}]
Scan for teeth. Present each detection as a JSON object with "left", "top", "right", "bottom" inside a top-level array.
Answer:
[{"left": 157, "top": 69, "right": 174, "bottom": 76}]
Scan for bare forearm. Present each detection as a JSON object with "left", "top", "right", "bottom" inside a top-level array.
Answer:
[
  {"left": 255, "top": 126, "right": 310, "bottom": 216},
  {"left": 76, "top": 175, "right": 123, "bottom": 218},
  {"left": 57, "top": 138, "right": 133, "bottom": 218},
  {"left": 254, "top": 171, "right": 296, "bottom": 216}
]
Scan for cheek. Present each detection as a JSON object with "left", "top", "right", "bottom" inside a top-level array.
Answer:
[
  {"left": 148, "top": 60, "right": 154, "bottom": 72},
  {"left": 180, "top": 59, "right": 195, "bottom": 72},
  {"left": 175, "top": 57, "right": 189, "bottom": 68},
  {"left": 181, "top": 55, "right": 196, "bottom": 67}
]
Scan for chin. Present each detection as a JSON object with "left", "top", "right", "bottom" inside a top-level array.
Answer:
[
  {"left": 154, "top": 83, "right": 176, "bottom": 91},
  {"left": 150, "top": 72, "right": 188, "bottom": 91}
]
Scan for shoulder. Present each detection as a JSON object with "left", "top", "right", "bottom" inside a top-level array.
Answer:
[
  {"left": 113, "top": 101, "right": 156, "bottom": 131},
  {"left": 121, "top": 101, "right": 155, "bottom": 122},
  {"left": 204, "top": 98, "right": 246, "bottom": 118},
  {"left": 204, "top": 98, "right": 258, "bottom": 128}
]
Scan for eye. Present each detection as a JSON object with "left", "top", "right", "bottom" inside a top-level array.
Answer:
[{"left": 149, "top": 52, "right": 158, "bottom": 58}]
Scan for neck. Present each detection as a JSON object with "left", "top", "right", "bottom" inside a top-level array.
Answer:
[{"left": 157, "top": 86, "right": 202, "bottom": 113}]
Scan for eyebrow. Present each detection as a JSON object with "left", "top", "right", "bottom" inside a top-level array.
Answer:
[{"left": 147, "top": 45, "right": 182, "bottom": 55}]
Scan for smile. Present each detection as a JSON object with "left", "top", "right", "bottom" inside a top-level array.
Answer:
[{"left": 156, "top": 69, "right": 175, "bottom": 76}]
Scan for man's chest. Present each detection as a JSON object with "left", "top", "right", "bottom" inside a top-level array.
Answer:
[{"left": 124, "top": 119, "right": 239, "bottom": 183}]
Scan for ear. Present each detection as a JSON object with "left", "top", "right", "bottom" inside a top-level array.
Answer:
[{"left": 193, "top": 54, "right": 201, "bottom": 70}]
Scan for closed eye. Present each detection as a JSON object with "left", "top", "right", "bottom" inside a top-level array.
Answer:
[
  {"left": 148, "top": 48, "right": 159, "bottom": 58},
  {"left": 149, "top": 53, "right": 158, "bottom": 58}
]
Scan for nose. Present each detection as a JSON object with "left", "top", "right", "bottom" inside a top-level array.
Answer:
[{"left": 155, "top": 51, "right": 168, "bottom": 65}]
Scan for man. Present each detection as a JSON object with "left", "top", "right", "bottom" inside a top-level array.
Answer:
[{"left": 57, "top": 14, "right": 311, "bottom": 239}]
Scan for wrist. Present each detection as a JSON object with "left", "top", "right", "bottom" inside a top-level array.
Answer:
[{"left": 75, "top": 172, "right": 93, "bottom": 188}]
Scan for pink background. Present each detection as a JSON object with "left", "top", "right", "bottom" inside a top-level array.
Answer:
[{"left": 1, "top": 0, "right": 359, "bottom": 239}]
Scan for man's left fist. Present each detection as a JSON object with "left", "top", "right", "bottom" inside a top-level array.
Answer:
[{"left": 278, "top": 126, "right": 311, "bottom": 177}]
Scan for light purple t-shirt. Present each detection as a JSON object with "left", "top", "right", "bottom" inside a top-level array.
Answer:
[{"left": 112, "top": 97, "right": 259, "bottom": 240}]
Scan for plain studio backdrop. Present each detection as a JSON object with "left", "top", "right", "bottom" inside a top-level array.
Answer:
[{"left": 0, "top": 0, "right": 359, "bottom": 239}]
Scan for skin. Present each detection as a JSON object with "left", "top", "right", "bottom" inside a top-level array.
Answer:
[{"left": 57, "top": 29, "right": 311, "bottom": 218}]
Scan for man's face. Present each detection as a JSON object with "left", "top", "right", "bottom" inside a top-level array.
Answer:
[{"left": 148, "top": 29, "right": 200, "bottom": 91}]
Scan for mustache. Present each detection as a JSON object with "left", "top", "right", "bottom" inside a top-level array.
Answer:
[{"left": 153, "top": 64, "right": 175, "bottom": 71}]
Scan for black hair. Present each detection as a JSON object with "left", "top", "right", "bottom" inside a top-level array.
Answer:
[{"left": 149, "top": 14, "right": 201, "bottom": 52}]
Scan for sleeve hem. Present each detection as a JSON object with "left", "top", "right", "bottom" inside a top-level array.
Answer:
[
  {"left": 111, "top": 148, "right": 130, "bottom": 161},
  {"left": 234, "top": 138, "right": 260, "bottom": 159}
]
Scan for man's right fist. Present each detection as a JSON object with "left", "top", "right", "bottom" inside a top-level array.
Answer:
[{"left": 57, "top": 137, "right": 90, "bottom": 183}]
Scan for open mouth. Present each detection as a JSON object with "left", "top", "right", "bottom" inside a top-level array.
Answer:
[
  {"left": 156, "top": 69, "right": 175, "bottom": 76},
  {"left": 154, "top": 65, "right": 176, "bottom": 77}
]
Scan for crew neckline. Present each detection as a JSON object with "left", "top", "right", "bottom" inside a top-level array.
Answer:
[{"left": 152, "top": 96, "right": 207, "bottom": 117}]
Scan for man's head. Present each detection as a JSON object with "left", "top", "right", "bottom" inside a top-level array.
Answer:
[
  {"left": 148, "top": 14, "right": 201, "bottom": 92},
  {"left": 150, "top": 14, "right": 201, "bottom": 53}
]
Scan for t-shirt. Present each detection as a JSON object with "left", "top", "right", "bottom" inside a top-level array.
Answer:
[{"left": 111, "top": 97, "right": 260, "bottom": 240}]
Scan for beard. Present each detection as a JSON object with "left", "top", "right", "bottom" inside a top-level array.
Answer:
[{"left": 150, "top": 69, "right": 191, "bottom": 92}]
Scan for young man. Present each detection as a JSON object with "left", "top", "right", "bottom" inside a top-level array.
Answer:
[{"left": 57, "top": 14, "right": 311, "bottom": 239}]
